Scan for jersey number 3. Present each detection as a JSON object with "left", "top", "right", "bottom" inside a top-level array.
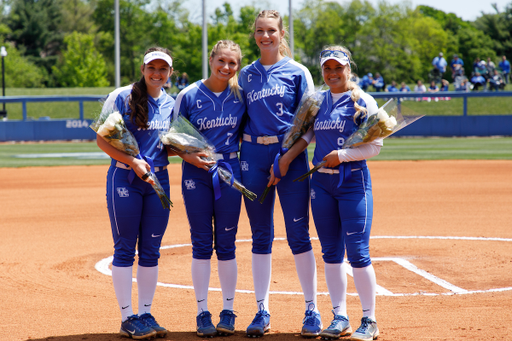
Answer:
[{"left": 276, "top": 102, "right": 284, "bottom": 116}]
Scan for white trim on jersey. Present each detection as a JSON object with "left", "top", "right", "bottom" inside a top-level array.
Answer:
[
  {"left": 102, "top": 84, "right": 133, "bottom": 115},
  {"left": 173, "top": 83, "right": 198, "bottom": 120},
  {"left": 251, "top": 61, "right": 264, "bottom": 83},
  {"left": 289, "top": 59, "right": 315, "bottom": 95},
  {"left": 196, "top": 86, "right": 216, "bottom": 111},
  {"left": 221, "top": 92, "right": 234, "bottom": 112}
]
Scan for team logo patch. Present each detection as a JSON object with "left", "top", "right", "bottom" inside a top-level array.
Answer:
[
  {"left": 241, "top": 161, "right": 249, "bottom": 172},
  {"left": 310, "top": 189, "right": 316, "bottom": 200},
  {"left": 184, "top": 179, "right": 196, "bottom": 190},
  {"left": 117, "top": 187, "right": 129, "bottom": 197}
]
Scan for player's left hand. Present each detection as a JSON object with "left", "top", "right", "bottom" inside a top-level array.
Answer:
[
  {"left": 132, "top": 158, "right": 156, "bottom": 185},
  {"left": 267, "top": 158, "right": 290, "bottom": 187},
  {"left": 323, "top": 150, "right": 342, "bottom": 168}
]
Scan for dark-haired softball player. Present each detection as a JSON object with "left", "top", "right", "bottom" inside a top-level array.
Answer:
[
  {"left": 238, "top": 9, "right": 321, "bottom": 338},
  {"left": 97, "top": 47, "right": 174, "bottom": 339},
  {"left": 173, "top": 40, "right": 245, "bottom": 338}
]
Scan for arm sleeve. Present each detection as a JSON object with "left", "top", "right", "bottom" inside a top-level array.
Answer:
[
  {"left": 338, "top": 138, "right": 383, "bottom": 162},
  {"left": 300, "top": 126, "right": 315, "bottom": 144}
]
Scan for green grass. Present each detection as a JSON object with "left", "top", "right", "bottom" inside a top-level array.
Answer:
[
  {"left": 1, "top": 86, "right": 511, "bottom": 120},
  {"left": 1, "top": 137, "right": 511, "bottom": 168}
]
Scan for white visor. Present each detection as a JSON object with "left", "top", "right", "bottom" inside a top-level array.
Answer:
[
  {"left": 144, "top": 51, "right": 173, "bottom": 67},
  {"left": 320, "top": 50, "right": 350, "bottom": 67}
]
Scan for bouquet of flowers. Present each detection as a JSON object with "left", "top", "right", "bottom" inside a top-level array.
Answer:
[
  {"left": 159, "top": 115, "right": 257, "bottom": 201},
  {"left": 294, "top": 98, "right": 423, "bottom": 182},
  {"left": 90, "top": 105, "right": 173, "bottom": 210},
  {"left": 259, "top": 91, "right": 325, "bottom": 204}
]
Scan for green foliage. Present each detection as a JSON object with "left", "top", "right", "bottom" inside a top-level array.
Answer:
[
  {"left": 0, "top": 0, "right": 510, "bottom": 89},
  {"left": 0, "top": 43, "right": 46, "bottom": 87},
  {"left": 473, "top": 4, "right": 512, "bottom": 59},
  {"left": 52, "top": 32, "right": 109, "bottom": 87}
]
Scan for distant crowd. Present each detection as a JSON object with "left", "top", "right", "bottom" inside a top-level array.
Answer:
[{"left": 352, "top": 53, "right": 510, "bottom": 97}]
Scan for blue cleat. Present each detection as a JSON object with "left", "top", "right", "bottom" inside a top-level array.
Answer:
[
  {"left": 350, "top": 317, "right": 379, "bottom": 341},
  {"left": 301, "top": 304, "right": 322, "bottom": 338},
  {"left": 120, "top": 314, "right": 157, "bottom": 340},
  {"left": 216, "top": 309, "right": 237, "bottom": 335},
  {"left": 196, "top": 311, "right": 217, "bottom": 337},
  {"left": 139, "top": 313, "right": 167, "bottom": 338},
  {"left": 320, "top": 310, "right": 352, "bottom": 340},
  {"left": 246, "top": 305, "right": 271, "bottom": 338}
]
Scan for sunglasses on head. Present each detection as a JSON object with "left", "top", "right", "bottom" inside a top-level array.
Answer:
[{"left": 319, "top": 50, "right": 349, "bottom": 60}]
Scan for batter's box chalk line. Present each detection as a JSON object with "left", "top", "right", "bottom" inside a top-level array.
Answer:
[{"left": 94, "top": 236, "right": 512, "bottom": 297}]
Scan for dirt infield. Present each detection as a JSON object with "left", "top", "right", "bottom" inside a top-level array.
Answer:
[{"left": 1, "top": 160, "right": 511, "bottom": 341}]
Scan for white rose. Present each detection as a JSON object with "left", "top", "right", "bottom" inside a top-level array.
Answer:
[
  {"left": 377, "top": 109, "right": 389, "bottom": 122},
  {"left": 97, "top": 112, "right": 123, "bottom": 136},
  {"left": 97, "top": 125, "right": 110, "bottom": 136},
  {"left": 384, "top": 116, "right": 397, "bottom": 129}
]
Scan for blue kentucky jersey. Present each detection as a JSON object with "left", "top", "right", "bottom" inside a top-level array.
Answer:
[
  {"left": 312, "top": 90, "right": 378, "bottom": 166},
  {"left": 103, "top": 84, "right": 175, "bottom": 167},
  {"left": 173, "top": 80, "right": 246, "bottom": 154},
  {"left": 239, "top": 56, "right": 314, "bottom": 136}
]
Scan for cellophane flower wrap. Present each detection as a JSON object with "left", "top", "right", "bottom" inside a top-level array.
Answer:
[
  {"left": 259, "top": 90, "right": 325, "bottom": 203},
  {"left": 90, "top": 103, "right": 173, "bottom": 210},
  {"left": 159, "top": 115, "right": 257, "bottom": 201},
  {"left": 294, "top": 98, "right": 424, "bottom": 182}
]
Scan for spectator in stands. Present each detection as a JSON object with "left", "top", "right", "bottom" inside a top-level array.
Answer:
[
  {"left": 431, "top": 52, "right": 447, "bottom": 83},
  {"left": 486, "top": 57, "right": 496, "bottom": 76},
  {"left": 372, "top": 72, "right": 384, "bottom": 92},
  {"left": 359, "top": 73, "right": 371, "bottom": 91},
  {"left": 400, "top": 82, "right": 411, "bottom": 92},
  {"left": 470, "top": 72, "right": 486, "bottom": 91},
  {"left": 385, "top": 80, "right": 398, "bottom": 92},
  {"left": 176, "top": 72, "right": 189, "bottom": 91},
  {"left": 456, "top": 79, "right": 470, "bottom": 91},
  {"left": 440, "top": 79, "right": 449, "bottom": 91},
  {"left": 399, "top": 82, "right": 411, "bottom": 101},
  {"left": 413, "top": 80, "right": 426, "bottom": 101},
  {"left": 439, "top": 79, "right": 451, "bottom": 101},
  {"left": 499, "top": 55, "right": 510, "bottom": 84},
  {"left": 413, "top": 80, "right": 426, "bottom": 93},
  {"left": 450, "top": 54, "right": 464, "bottom": 79},
  {"left": 428, "top": 80, "right": 439, "bottom": 93},
  {"left": 488, "top": 69, "right": 505, "bottom": 91}
]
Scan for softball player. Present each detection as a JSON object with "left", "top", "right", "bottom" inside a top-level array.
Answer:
[
  {"left": 238, "top": 10, "right": 321, "bottom": 338},
  {"left": 97, "top": 47, "right": 174, "bottom": 339},
  {"left": 308, "top": 46, "right": 381, "bottom": 341},
  {"left": 173, "top": 40, "right": 245, "bottom": 337}
]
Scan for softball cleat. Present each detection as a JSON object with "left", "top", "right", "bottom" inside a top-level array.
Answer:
[
  {"left": 350, "top": 317, "right": 379, "bottom": 341},
  {"left": 320, "top": 310, "right": 352, "bottom": 340}
]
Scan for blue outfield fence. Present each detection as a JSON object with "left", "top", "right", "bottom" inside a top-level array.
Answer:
[{"left": 0, "top": 92, "right": 511, "bottom": 142}]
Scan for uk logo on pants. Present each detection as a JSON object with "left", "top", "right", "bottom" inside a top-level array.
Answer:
[
  {"left": 310, "top": 189, "right": 316, "bottom": 200},
  {"left": 184, "top": 179, "right": 196, "bottom": 190},
  {"left": 117, "top": 187, "right": 129, "bottom": 197},
  {"left": 241, "top": 161, "right": 249, "bottom": 172}
]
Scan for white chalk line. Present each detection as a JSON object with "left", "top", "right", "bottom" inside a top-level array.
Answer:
[{"left": 94, "top": 236, "right": 512, "bottom": 297}]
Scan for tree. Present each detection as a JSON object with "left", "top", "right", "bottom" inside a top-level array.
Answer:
[
  {"left": 7, "top": 0, "right": 64, "bottom": 84},
  {"left": 52, "top": 31, "right": 109, "bottom": 87},
  {"left": 0, "top": 42, "right": 45, "bottom": 87},
  {"left": 473, "top": 3, "right": 512, "bottom": 59}
]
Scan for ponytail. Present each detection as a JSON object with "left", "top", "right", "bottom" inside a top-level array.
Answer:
[
  {"left": 129, "top": 46, "right": 173, "bottom": 129},
  {"left": 128, "top": 76, "right": 149, "bottom": 129}
]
